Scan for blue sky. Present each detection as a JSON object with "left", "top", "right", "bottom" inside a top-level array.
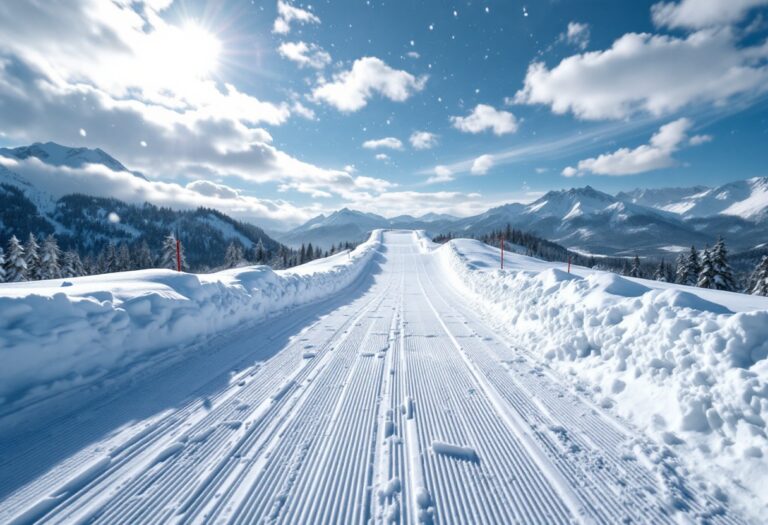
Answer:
[{"left": 1, "top": 0, "right": 768, "bottom": 228}]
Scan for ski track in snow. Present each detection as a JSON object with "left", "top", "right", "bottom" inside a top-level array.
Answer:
[{"left": 0, "top": 231, "right": 748, "bottom": 524}]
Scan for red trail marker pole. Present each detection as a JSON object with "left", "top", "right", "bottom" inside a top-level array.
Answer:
[{"left": 176, "top": 238, "right": 181, "bottom": 272}]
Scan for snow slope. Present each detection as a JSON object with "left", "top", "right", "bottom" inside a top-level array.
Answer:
[
  {"left": 0, "top": 231, "right": 382, "bottom": 408},
  {"left": 0, "top": 230, "right": 757, "bottom": 524},
  {"left": 426, "top": 232, "right": 768, "bottom": 519}
]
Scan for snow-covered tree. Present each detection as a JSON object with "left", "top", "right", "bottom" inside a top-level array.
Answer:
[
  {"left": 4, "top": 235, "right": 27, "bottom": 282},
  {"left": 61, "top": 250, "right": 85, "bottom": 278},
  {"left": 620, "top": 258, "right": 630, "bottom": 276},
  {"left": 674, "top": 253, "right": 687, "bottom": 284},
  {"left": 750, "top": 256, "right": 768, "bottom": 296},
  {"left": 224, "top": 241, "right": 245, "bottom": 268},
  {"left": 254, "top": 238, "right": 265, "bottom": 262},
  {"left": 99, "top": 243, "right": 117, "bottom": 273},
  {"left": 629, "top": 255, "right": 642, "bottom": 278},
  {"left": 653, "top": 259, "right": 669, "bottom": 282},
  {"left": 24, "top": 233, "right": 41, "bottom": 280},
  {"left": 116, "top": 243, "right": 131, "bottom": 272},
  {"left": 676, "top": 245, "right": 701, "bottom": 286},
  {"left": 709, "top": 237, "right": 736, "bottom": 291},
  {"left": 160, "top": 233, "right": 187, "bottom": 270},
  {"left": 39, "top": 234, "right": 62, "bottom": 280},
  {"left": 0, "top": 247, "right": 6, "bottom": 283},
  {"left": 697, "top": 247, "right": 716, "bottom": 288},
  {"left": 134, "top": 241, "right": 154, "bottom": 269}
]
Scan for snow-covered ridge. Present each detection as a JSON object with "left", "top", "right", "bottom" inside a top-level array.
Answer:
[
  {"left": 417, "top": 232, "right": 768, "bottom": 517},
  {"left": 0, "top": 230, "right": 383, "bottom": 408}
]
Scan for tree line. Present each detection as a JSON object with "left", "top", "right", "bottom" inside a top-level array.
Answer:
[
  {"left": 0, "top": 232, "right": 359, "bottom": 283},
  {"left": 434, "top": 224, "right": 768, "bottom": 297}
]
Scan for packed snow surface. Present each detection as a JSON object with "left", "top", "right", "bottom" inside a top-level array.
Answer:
[
  {"left": 0, "top": 230, "right": 764, "bottom": 523},
  {"left": 0, "top": 231, "right": 382, "bottom": 406},
  {"left": 425, "top": 231, "right": 768, "bottom": 520}
]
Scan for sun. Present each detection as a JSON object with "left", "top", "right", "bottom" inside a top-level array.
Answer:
[{"left": 147, "top": 21, "right": 222, "bottom": 82}]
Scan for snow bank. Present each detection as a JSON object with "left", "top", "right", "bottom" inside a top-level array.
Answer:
[
  {"left": 0, "top": 231, "right": 383, "bottom": 406},
  {"left": 434, "top": 236, "right": 768, "bottom": 515}
]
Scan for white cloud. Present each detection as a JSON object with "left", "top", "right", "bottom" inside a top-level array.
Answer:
[
  {"left": 689, "top": 133, "right": 713, "bottom": 145},
  {"left": 363, "top": 137, "right": 403, "bottom": 150},
  {"left": 0, "top": 0, "right": 384, "bottom": 221},
  {"left": 5, "top": 156, "right": 314, "bottom": 228},
  {"left": 291, "top": 100, "right": 316, "bottom": 120},
  {"left": 277, "top": 41, "right": 331, "bottom": 69},
  {"left": 375, "top": 153, "right": 390, "bottom": 161},
  {"left": 311, "top": 57, "right": 427, "bottom": 112},
  {"left": 185, "top": 180, "right": 240, "bottom": 199},
  {"left": 427, "top": 165, "right": 454, "bottom": 184},
  {"left": 273, "top": 0, "right": 320, "bottom": 34},
  {"left": 514, "top": 29, "right": 768, "bottom": 120},
  {"left": 344, "top": 190, "right": 491, "bottom": 218},
  {"left": 470, "top": 154, "right": 494, "bottom": 175},
  {"left": 652, "top": 0, "right": 768, "bottom": 29},
  {"left": 450, "top": 104, "right": 519, "bottom": 135},
  {"left": 409, "top": 131, "right": 438, "bottom": 150},
  {"left": 562, "top": 118, "right": 709, "bottom": 176},
  {"left": 565, "top": 22, "right": 590, "bottom": 50}
]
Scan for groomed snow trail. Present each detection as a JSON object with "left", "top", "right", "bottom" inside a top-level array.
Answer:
[{"left": 0, "top": 231, "right": 747, "bottom": 524}]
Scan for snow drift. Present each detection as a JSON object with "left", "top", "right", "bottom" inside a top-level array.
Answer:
[
  {"left": 0, "top": 231, "right": 383, "bottom": 407},
  {"left": 419, "top": 231, "right": 768, "bottom": 515}
]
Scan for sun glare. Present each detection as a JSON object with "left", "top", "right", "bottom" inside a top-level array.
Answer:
[{"left": 147, "top": 21, "right": 221, "bottom": 83}]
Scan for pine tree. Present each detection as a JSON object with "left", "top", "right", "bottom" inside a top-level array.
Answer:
[
  {"left": 61, "top": 250, "right": 85, "bottom": 278},
  {"left": 4, "top": 235, "right": 27, "bottom": 282},
  {"left": 160, "top": 233, "right": 187, "bottom": 270},
  {"left": 300, "top": 244, "right": 307, "bottom": 264},
  {"left": 0, "top": 247, "right": 6, "bottom": 283},
  {"left": 82, "top": 255, "right": 96, "bottom": 275},
  {"left": 629, "top": 255, "right": 642, "bottom": 278},
  {"left": 224, "top": 241, "right": 244, "bottom": 268},
  {"left": 134, "top": 241, "right": 154, "bottom": 269},
  {"left": 24, "top": 233, "right": 41, "bottom": 280},
  {"left": 653, "top": 259, "right": 668, "bottom": 282},
  {"left": 620, "top": 259, "right": 630, "bottom": 276},
  {"left": 116, "top": 243, "right": 131, "bottom": 272},
  {"left": 677, "top": 245, "right": 701, "bottom": 286},
  {"left": 254, "top": 238, "right": 265, "bottom": 262},
  {"left": 674, "top": 253, "right": 687, "bottom": 284},
  {"left": 709, "top": 237, "right": 736, "bottom": 291},
  {"left": 750, "top": 256, "right": 768, "bottom": 296},
  {"left": 306, "top": 243, "right": 314, "bottom": 262},
  {"left": 697, "top": 247, "right": 716, "bottom": 288},
  {"left": 100, "top": 243, "right": 117, "bottom": 273},
  {"left": 39, "top": 234, "right": 62, "bottom": 280}
]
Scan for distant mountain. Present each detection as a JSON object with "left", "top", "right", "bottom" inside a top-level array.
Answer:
[
  {"left": 444, "top": 187, "right": 710, "bottom": 256},
  {"left": 636, "top": 177, "right": 768, "bottom": 221},
  {"left": 616, "top": 185, "right": 709, "bottom": 210},
  {"left": 0, "top": 142, "right": 147, "bottom": 180},
  {"left": 277, "top": 208, "right": 458, "bottom": 248},
  {"left": 0, "top": 144, "right": 282, "bottom": 270}
]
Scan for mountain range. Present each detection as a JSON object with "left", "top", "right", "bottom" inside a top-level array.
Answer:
[
  {"left": 0, "top": 143, "right": 282, "bottom": 270},
  {"left": 2, "top": 141, "right": 767, "bottom": 259},
  {"left": 280, "top": 180, "right": 768, "bottom": 256}
]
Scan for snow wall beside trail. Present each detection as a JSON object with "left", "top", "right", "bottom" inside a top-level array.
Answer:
[
  {"left": 420, "top": 231, "right": 768, "bottom": 515},
  {"left": 0, "top": 230, "right": 383, "bottom": 405}
]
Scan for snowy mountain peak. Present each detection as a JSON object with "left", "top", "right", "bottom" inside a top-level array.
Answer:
[{"left": 0, "top": 142, "right": 147, "bottom": 180}]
